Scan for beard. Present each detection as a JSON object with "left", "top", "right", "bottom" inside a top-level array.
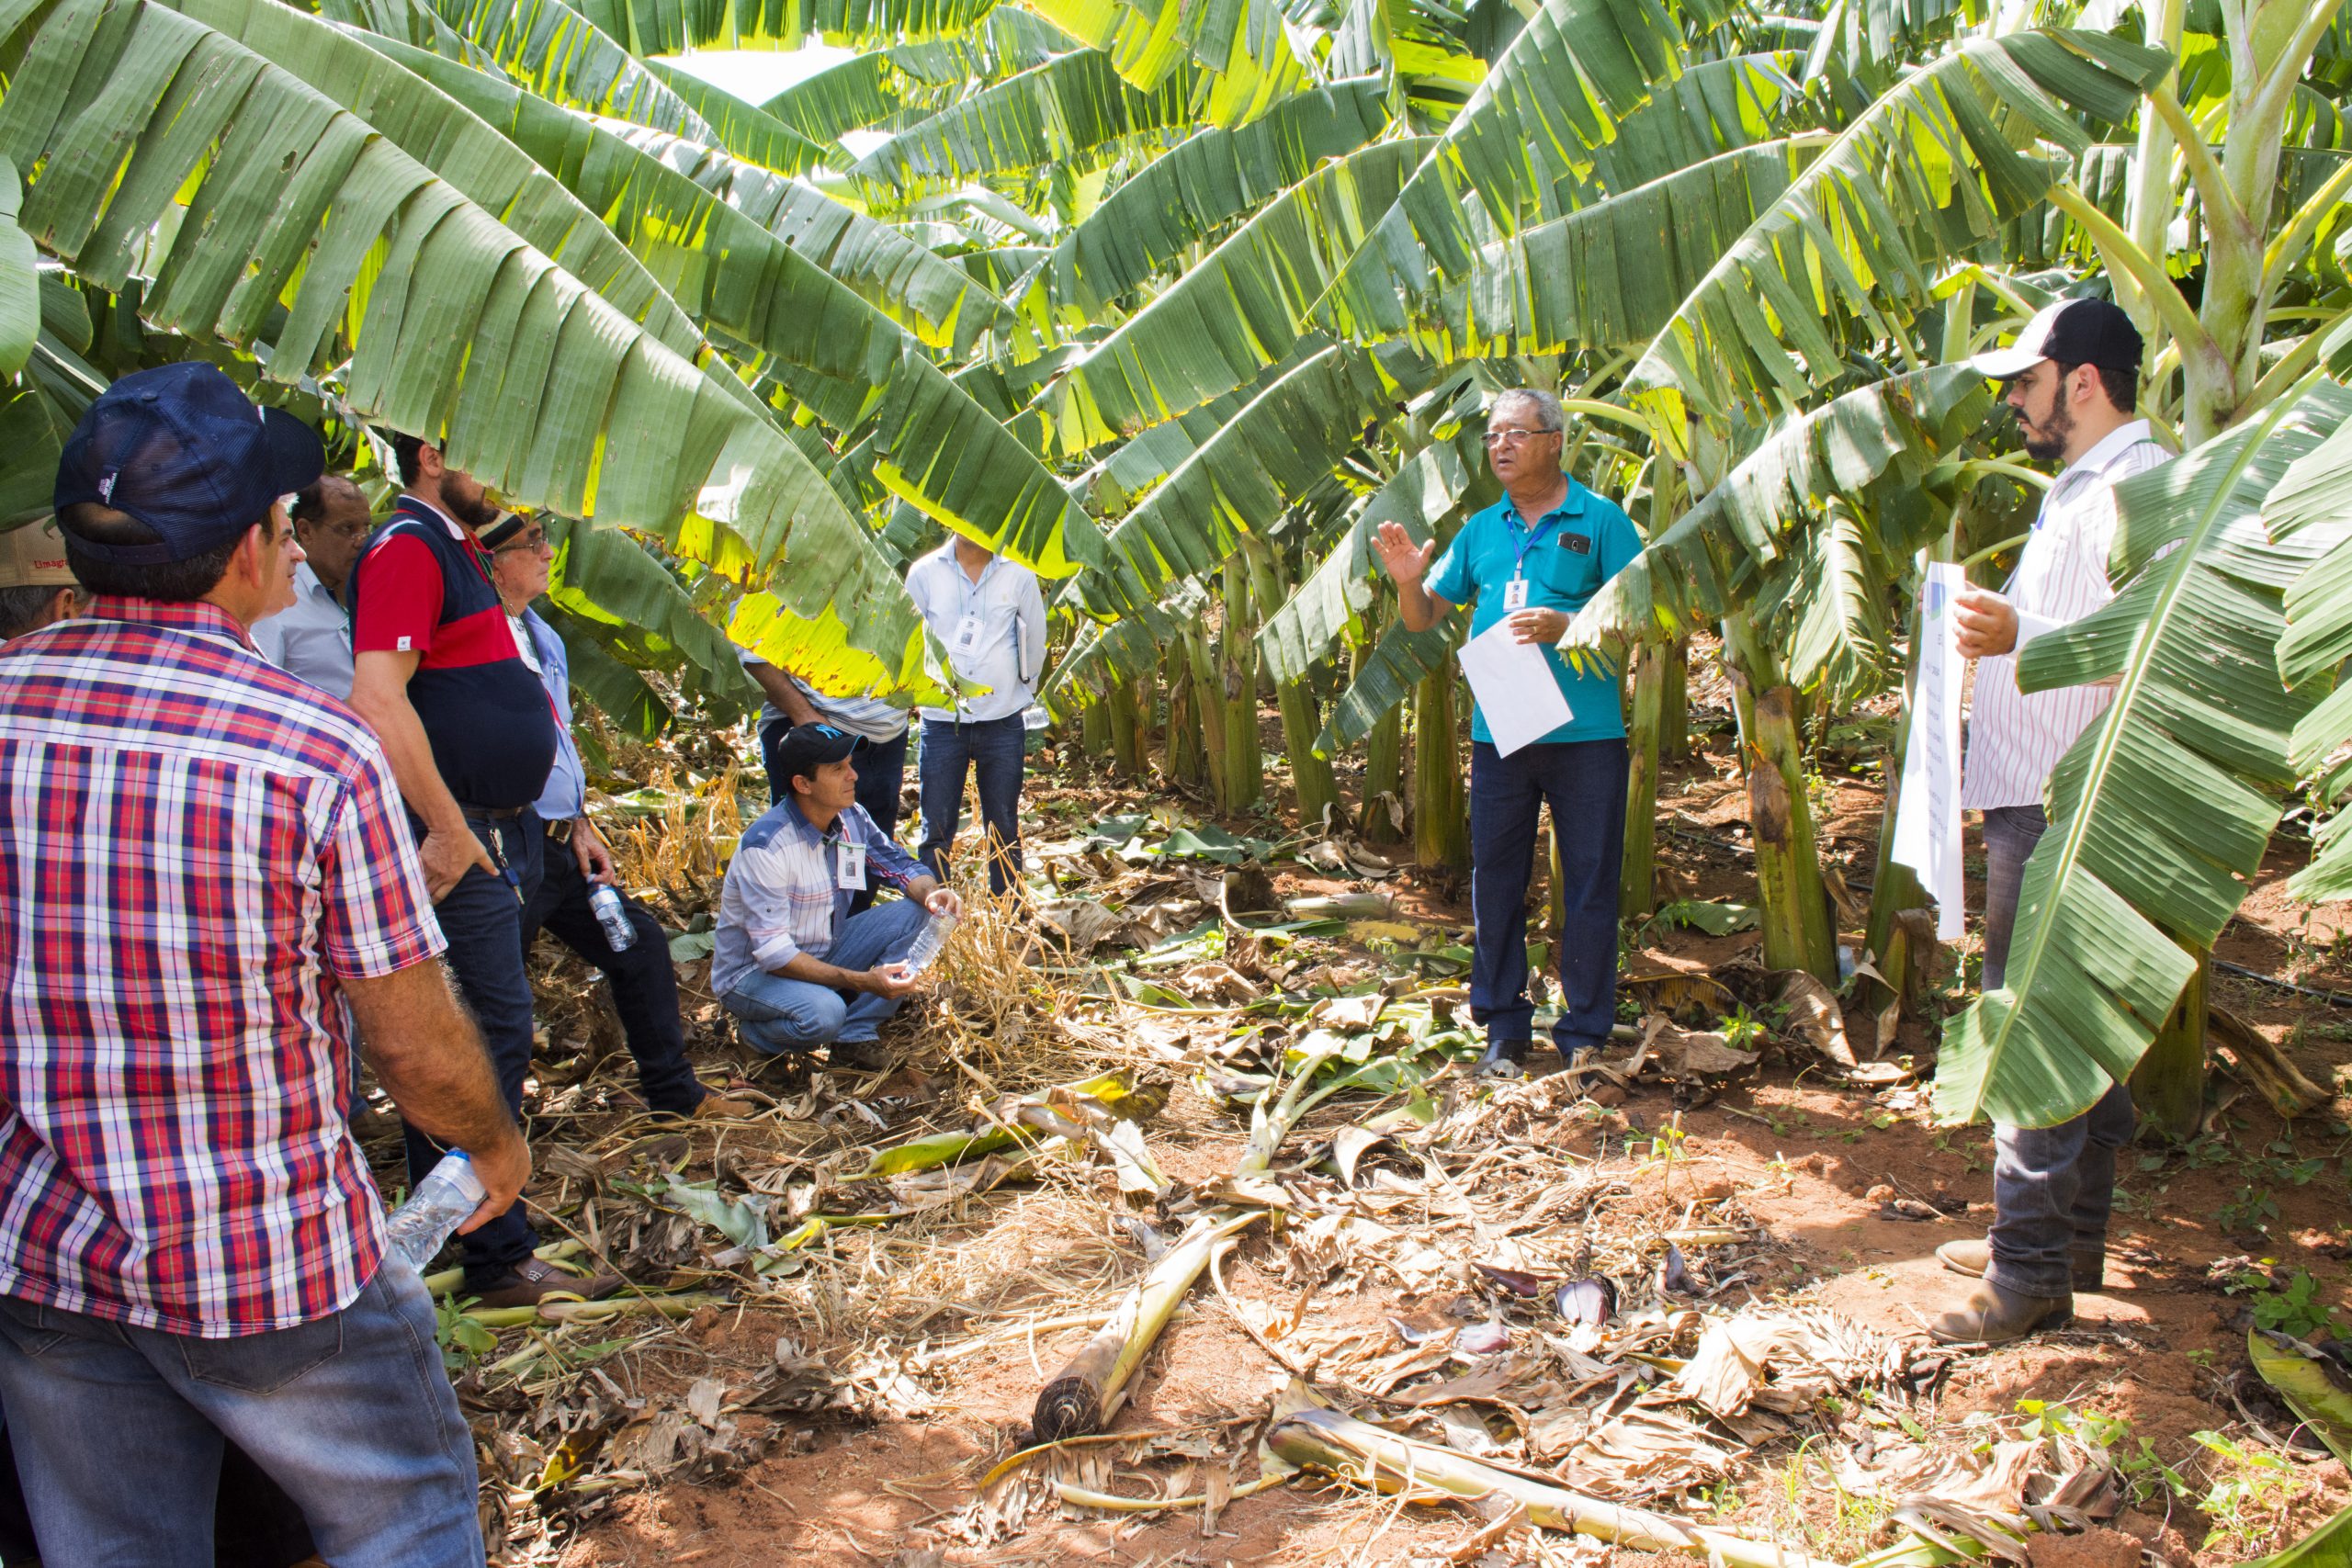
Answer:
[
  {"left": 444, "top": 477, "right": 503, "bottom": 532},
  {"left": 2020, "top": 395, "right": 2073, "bottom": 464}
]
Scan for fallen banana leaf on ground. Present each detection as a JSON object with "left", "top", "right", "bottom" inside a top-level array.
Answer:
[
  {"left": 1261, "top": 1403, "right": 1842, "bottom": 1568},
  {"left": 1027, "top": 1211, "right": 1264, "bottom": 1444},
  {"left": 850, "top": 1072, "right": 1150, "bottom": 1179},
  {"left": 2237, "top": 1501, "right": 2352, "bottom": 1568},
  {"left": 2250, "top": 1330, "right": 2352, "bottom": 1463}
]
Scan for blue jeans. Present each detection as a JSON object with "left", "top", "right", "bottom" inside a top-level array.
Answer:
[
  {"left": 918, "top": 715, "right": 1026, "bottom": 894},
  {"left": 1981, "top": 804, "right": 2045, "bottom": 990},
  {"left": 762, "top": 719, "right": 907, "bottom": 915},
  {"left": 403, "top": 811, "right": 541, "bottom": 1288},
  {"left": 522, "top": 811, "right": 705, "bottom": 1114},
  {"left": 722, "top": 900, "right": 929, "bottom": 1054},
  {"left": 1989, "top": 1079, "right": 2135, "bottom": 1298},
  {"left": 0, "top": 1266, "right": 481, "bottom": 1566},
  {"left": 1468, "top": 739, "right": 1628, "bottom": 1052}
]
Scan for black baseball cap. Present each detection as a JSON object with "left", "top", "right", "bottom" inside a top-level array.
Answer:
[
  {"left": 774, "top": 721, "right": 858, "bottom": 789},
  {"left": 1970, "top": 298, "right": 2143, "bottom": 379},
  {"left": 54, "top": 363, "right": 325, "bottom": 564}
]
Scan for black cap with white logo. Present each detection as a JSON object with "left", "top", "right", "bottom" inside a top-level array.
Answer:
[{"left": 1969, "top": 298, "right": 2144, "bottom": 379}]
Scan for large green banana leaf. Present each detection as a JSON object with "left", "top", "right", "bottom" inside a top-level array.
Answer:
[
  {"left": 1034, "top": 75, "right": 1390, "bottom": 319},
  {"left": 1023, "top": 0, "right": 1306, "bottom": 121},
  {"left": 1566, "top": 366, "right": 1989, "bottom": 648},
  {"left": 1319, "top": 617, "right": 1458, "bottom": 751},
  {"left": 419, "top": 0, "right": 724, "bottom": 137},
  {"left": 1315, "top": 0, "right": 1720, "bottom": 316},
  {"left": 2271, "top": 408, "right": 2352, "bottom": 899},
  {"left": 571, "top": 0, "right": 999, "bottom": 54},
  {"left": 335, "top": 28, "right": 1093, "bottom": 574},
  {"left": 548, "top": 513, "right": 758, "bottom": 699},
  {"left": 759, "top": 49, "right": 903, "bottom": 139},
  {"left": 1622, "top": 30, "right": 2172, "bottom": 439},
  {"left": 544, "top": 602, "right": 673, "bottom": 736},
  {"left": 1933, "top": 380, "right": 2352, "bottom": 1131},
  {"left": 1556, "top": 52, "right": 1812, "bottom": 206},
  {"left": 0, "top": 0, "right": 925, "bottom": 692},
  {"left": 0, "top": 157, "right": 36, "bottom": 378},
  {"left": 1335, "top": 139, "right": 1829, "bottom": 355},
  {"left": 886, "top": 6, "right": 1076, "bottom": 85},
  {"left": 1075, "top": 341, "right": 1438, "bottom": 619},
  {"left": 850, "top": 47, "right": 1193, "bottom": 186},
  {"left": 1257, "top": 426, "right": 1487, "bottom": 686},
  {"left": 1017, "top": 138, "right": 1429, "bottom": 458},
  {"left": 643, "top": 57, "right": 845, "bottom": 173}
]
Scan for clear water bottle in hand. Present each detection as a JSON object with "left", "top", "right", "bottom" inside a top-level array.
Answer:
[
  {"left": 588, "top": 883, "right": 637, "bottom": 953},
  {"left": 900, "top": 909, "right": 958, "bottom": 976},
  {"left": 380, "top": 1151, "right": 489, "bottom": 1275}
]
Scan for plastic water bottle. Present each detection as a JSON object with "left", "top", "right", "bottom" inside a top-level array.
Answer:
[
  {"left": 588, "top": 883, "right": 637, "bottom": 953},
  {"left": 901, "top": 909, "right": 958, "bottom": 975},
  {"left": 380, "top": 1151, "right": 489, "bottom": 1274}
]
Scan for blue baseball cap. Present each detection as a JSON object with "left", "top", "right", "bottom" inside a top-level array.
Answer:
[{"left": 54, "top": 363, "right": 326, "bottom": 565}]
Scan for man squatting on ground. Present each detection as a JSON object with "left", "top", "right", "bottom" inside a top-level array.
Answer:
[
  {"left": 0, "top": 362, "right": 529, "bottom": 1563},
  {"left": 715, "top": 723, "right": 963, "bottom": 1065},
  {"left": 345, "top": 433, "right": 623, "bottom": 1308},
  {"left": 1372, "top": 388, "right": 1645, "bottom": 1080},
  {"left": 1926, "top": 297, "right": 2174, "bottom": 1345},
  {"left": 483, "top": 509, "right": 752, "bottom": 1122}
]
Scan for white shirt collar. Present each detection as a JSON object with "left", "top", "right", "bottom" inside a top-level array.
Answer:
[{"left": 2063, "top": 419, "right": 2157, "bottom": 482}]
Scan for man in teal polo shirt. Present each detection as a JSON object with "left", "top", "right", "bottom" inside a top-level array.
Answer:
[{"left": 1374, "top": 388, "right": 1644, "bottom": 1077}]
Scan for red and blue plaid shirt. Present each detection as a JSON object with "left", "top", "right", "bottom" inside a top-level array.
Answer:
[{"left": 0, "top": 598, "right": 446, "bottom": 1337}]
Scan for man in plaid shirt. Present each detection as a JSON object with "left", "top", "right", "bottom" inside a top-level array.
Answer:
[{"left": 0, "top": 363, "right": 528, "bottom": 1565}]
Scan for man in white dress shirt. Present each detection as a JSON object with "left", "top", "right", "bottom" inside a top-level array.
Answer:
[
  {"left": 252, "top": 475, "right": 369, "bottom": 699},
  {"left": 905, "top": 534, "right": 1046, "bottom": 896},
  {"left": 1929, "top": 297, "right": 2173, "bottom": 1345}
]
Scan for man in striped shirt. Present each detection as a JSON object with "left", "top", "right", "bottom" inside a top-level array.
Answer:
[
  {"left": 0, "top": 363, "right": 526, "bottom": 1562},
  {"left": 1929, "top": 298, "right": 2173, "bottom": 1345},
  {"left": 715, "top": 723, "right": 962, "bottom": 1066}
]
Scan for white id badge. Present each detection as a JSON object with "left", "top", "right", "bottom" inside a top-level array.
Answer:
[
  {"left": 835, "top": 840, "right": 866, "bottom": 890},
  {"left": 951, "top": 613, "right": 985, "bottom": 655},
  {"left": 1503, "top": 577, "right": 1531, "bottom": 610}
]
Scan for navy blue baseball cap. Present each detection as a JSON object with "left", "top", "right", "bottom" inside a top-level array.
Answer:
[
  {"left": 54, "top": 362, "right": 326, "bottom": 564},
  {"left": 775, "top": 721, "right": 859, "bottom": 788}
]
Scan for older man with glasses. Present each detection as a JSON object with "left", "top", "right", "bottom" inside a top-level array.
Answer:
[{"left": 1372, "top": 388, "right": 1645, "bottom": 1079}]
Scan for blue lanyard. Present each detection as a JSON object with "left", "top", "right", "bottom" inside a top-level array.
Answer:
[{"left": 1509, "top": 511, "right": 1559, "bottom": 578}]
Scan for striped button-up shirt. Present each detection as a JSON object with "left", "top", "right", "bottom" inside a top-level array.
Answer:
[
  {"left": 0, "top": 598, "right": 445, "bottom": 1337},
  {"left": 1962, "top": 421, "right": 2172, "bottom": 810},
  {"left": 712, "top": 796, "right": 923, "bottom": 998},
  {"left": 904, "top": 546, "right": 1047, "bottom": 723}
]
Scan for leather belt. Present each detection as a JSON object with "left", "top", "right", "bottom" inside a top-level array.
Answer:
[
  {"left": 544, "top": 815, "right": 575, "bottom": 841},
  {"left": 458, "top": 804, "right": 525, "bottom": 822}
]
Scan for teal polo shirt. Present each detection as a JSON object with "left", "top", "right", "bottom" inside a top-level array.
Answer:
[{"left": 1428, "top": 481, "right": 1644, "bottom": 747}]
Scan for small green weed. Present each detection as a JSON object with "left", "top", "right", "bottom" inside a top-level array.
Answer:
[{"left": 2226, "top": 1266, "right": 2346, "bottom": 1340}]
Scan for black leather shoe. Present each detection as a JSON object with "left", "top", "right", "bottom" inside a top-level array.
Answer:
[{"left": 1477, "top": 1038, "right": 1531, "bottom": 1079}]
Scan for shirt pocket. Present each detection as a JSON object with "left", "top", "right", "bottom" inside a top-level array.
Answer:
[{"left": 1530, "top": 529, "right": 1605, "bottom": 604}]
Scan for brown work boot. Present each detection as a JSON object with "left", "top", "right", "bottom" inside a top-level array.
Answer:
[
  {"left": 690, "top": 1090, "right": 759, "bottom": 1121},
  {"left": 469, "top": 1256, "right": 624, "bottom": 1310},
  {"left": 1936, "top": 1236, "right": 2105, "bottom": 1292},
  {"left": 1928, "top": 1280, "right": 2074, "bottom": 1345}
]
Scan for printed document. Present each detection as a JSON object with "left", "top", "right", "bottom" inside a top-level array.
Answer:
[
  {"left": 1891, "top": 561, "right": 1966, "bottom": 941},
  {"left": 1458, "top": 619, "right": 1572, "bottom": 756}
]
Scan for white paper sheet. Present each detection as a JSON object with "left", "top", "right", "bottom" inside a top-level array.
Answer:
[
  {"left": 1891, "top": 561, "right": 1967, "bottom": 941},
  {"left": 1458, "top": 618, "right": 1573, "bottom": 756}
]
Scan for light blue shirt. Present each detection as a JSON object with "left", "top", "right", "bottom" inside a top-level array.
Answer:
[
  {"left": 904, "top": 545, "right": 1047, "bottom": 723},
  {"left": 513, "top": 608, "right": 587, "bottom": 821},
  {"left": 251, "top": 561, "right": 354, "bottom": 701},
  {"left": 1428, "top": 481, "right": 1645, "bottom": 746}
]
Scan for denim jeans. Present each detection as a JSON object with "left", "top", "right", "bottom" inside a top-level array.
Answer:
[
  {"left": 1989, "top": 1079, "right": 2135, "bottom": 1298},
  {"left": 403, "top": 811, "right": 542, "bottom": 1288},
  {"left": 0, "top": 1266, "right": 482, "bottom": 1567},
  {"left": 762, "top": 719, "right": 907, "bottom": 915},
  {"left": 1468, "top": 739, "right": 1628, "bottom": 1052},
  {"left": 522, "top": 813, "right": 705, "bottom": 1114},
  {"left": 1981, "top": 803, "right": 2046, "bottom": 990},
  {"left": 722, "top": 899, "right": 929, "bottom": 1055},
  {"left": 918, "top": 714, "right": 1026, "bottom": 894}
]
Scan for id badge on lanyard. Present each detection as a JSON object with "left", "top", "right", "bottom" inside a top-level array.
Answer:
[
  {"left": 951, "top": 611, "right": 986, "bottom": 656},
  {"left": 1503, "top": 578, "right": 1531, "bottom": 610},
  {"left": 836, "top": 840, "right": 866, "bottom": 890}
]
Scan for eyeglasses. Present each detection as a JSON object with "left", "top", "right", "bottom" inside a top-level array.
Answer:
[
  {"left": 493, "top": 529, "right": 551, "bottom": 556},
  {"left": 1483, "top": 426, "right": 1560, "bottom": 446}
]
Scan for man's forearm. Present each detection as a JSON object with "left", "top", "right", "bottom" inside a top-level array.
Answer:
[
  {"left": 777, "top": 951, "right": 873, "bottom": 993},
  {"left": 1396, "top": 580, "right": 1442, "bottom": 633},
  {"left": 747, "top": 663, "right": 821, "bottom": 726},
  {"left": 345, "top": 963, "right": 523, "bottom": 1156},
  {"left": 352, "top": 685, "right": 467, "bottom": 833}
]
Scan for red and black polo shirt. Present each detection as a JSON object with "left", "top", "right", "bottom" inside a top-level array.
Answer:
[{"left": 346, "top": 497, "right": 559, "bottom": 811}]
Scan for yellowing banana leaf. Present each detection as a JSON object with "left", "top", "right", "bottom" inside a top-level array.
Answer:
[
  {"left": 851, "top": 47, "right": 1193, "bottom": 188},
  {"left": 2248, "top": 1331, "right": 2352, "bottom": 1466},
  {"left": 1935, "top": 381, "right": 2352, "bottom": 1131},
  {"left": 2238, "top": 1501, "right": 2352, "bottom": 1568}
]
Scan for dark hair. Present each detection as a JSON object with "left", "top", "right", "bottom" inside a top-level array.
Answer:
[
  {"left": 390, "top": 433, "right": 426, "bottom": 488},
  {"left": 57, "top": 502, "right": 248, "bottom": 602},
  {"left": 0, "top": 584, "right": 70, "bottom": 639},
  {"left": 2055, "top": 360, "right": 2136, "bottom": 415},
  {"left": 292, "top": 474, "right": 368, "bottom": 527}
]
